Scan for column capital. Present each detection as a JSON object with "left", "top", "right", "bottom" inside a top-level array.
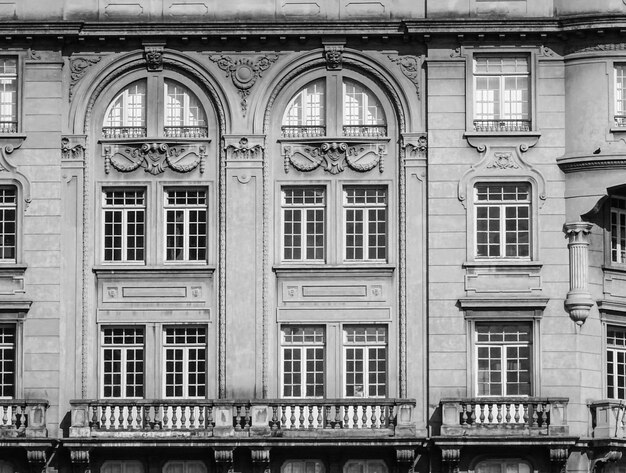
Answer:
[{"left": 564, "top": 222, "right": 593, "bottom": 243}]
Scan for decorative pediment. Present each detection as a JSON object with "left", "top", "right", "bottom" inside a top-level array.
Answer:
[
  {"left": 282, "top": 142, "right": 386, "bottom": 175},
  {"left": 103, "top": 142, "right": 207, "bottom": 175}
]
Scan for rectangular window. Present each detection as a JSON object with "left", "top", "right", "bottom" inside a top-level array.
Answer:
[
  {"left": 475, "top": 183, "right": 531, "bottom": 259},
  {"left": 281, "top": 326, "right": 325, "bottom": 398},
  {"left": 164, "top": 189, "right": 208, "bottom": 262},
  {"left": 344, "top": 325, "right": 387, "bottom": 397},
  {"left": 164, "top": 327, "right": 206, "bottom": 398},
  {"left": 102, "top": 189, "right": 145, "bottom": 262},
  {"left": 0, "top": 325, "right": 14, "bottom": 398},
  {"left": 344, "top": 186, "right": 387, "bottom": 261},
  {"left": 473, "top": 56, "right": 530, "bottom": 132},
  {"left": 0, "top": 58, "right": 17, "bottom": 134},
  {"left": 616, "top": 65, "right": 626, "bottom": 127},
  {"left": 611, "top": 197, "right": 626, "bottom": 265},
  {"left": 101, "top": 327, "right": 144, "bottom": 399},
  {"left": 282, "top": 187, "right": 325, "bottom": 261},
  {"left": 607, "top": 326, "right": 626, "bottom": 399},
  {"left": 0, "top": 187, "right": 16, "bottom": 262},
  {"left": 476, "top": 323, "right": 531, "bottom": 396}
]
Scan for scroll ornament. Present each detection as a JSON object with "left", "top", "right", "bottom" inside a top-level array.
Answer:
[
  {"left": 283, "top": 142, "right": 386, "bottom": 175},
  {"left": 104, "top": 142, "right": 206, "bottom": 175}
]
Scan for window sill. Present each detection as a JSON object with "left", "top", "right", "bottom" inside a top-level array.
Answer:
[
  {"left": 603, "top": 264, "right": 626, "bottom": 274},
  {"left": 278, "top": 136, "right": 390, "bottom": 145},
  {"left": 463, "top": 260, "right": 542, "bottom": 269},
  {"left": 610, "top": 127, "right": 626, "bottom": 134},
  {"left": 93, "top": 265, "right": 216, "bottom": 277},
  {"left": 274, "top": 264, "right": 395, "bottom": 278},
  {"left": 0, "top": 263, "right": 27, "bottom": 273},
  {"left": 459, "top": 296, "right": 549, "bottom": 311},
  {"left": 464, "top": 130, "right": 541, "bottom": 139},
  {"left": 99, "top": 137, "right": 211, "bottom": 145}
]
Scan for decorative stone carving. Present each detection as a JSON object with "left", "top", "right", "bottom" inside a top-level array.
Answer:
[
  {"left": 144, "top": 44, "right": 164, "bottom": 71},
  {"left": 225, "top": 137, "right": 263, "bottom": 160},
  {"left": 62, "top": 136, "right": 86, "bottom": 161},
  {"left": 540, "top": 45, "right": 557, "bottom": 58},
  {"left": 103, "top": 142, "right": 206, "bottom": 175},
  {"left": 590, "top": 450, "right": 622, "bottom": 473},
  {"left": 403, "top": 133, "right": 427, "bottom": 159},
  {"left": 69, "top": 56, "right": 102, "bottom": 100},
  {"left": 486, "top": 152, "right": 519, "bottom": 170},
  {"left": 213, "top": 448, "right": 234, "bottom": 473},
  {"left": 0, "top": 137, "right": 31, "bottom": 209},
  {"left": 388, "top": 55, "right": 421, "bottom": 98},
  {"left": 564, "top": 222, "right": 594, "bottom": 325},
  {"left": 209, "top": 54, "right": 279, "bottom": 115},
  {"left": 324, "top": 45, "right": 343, "bottom": 70},
  {"left": 27, "top": 49, "right": 41, "bottom": 61},
  {"left": 441, "top": 448, "right": 460, "bottom": 473},
  {"left": 283, "top": 142, "right": 386, "bottom": 175},
  {"left": 566, "top": 42, "right": 626, "bottom": 55}
]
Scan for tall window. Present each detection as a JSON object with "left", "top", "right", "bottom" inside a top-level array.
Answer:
[
  {"left": 164, "top": 80, "right": 207, "bottom": 138},
  {"left": 476, "top": 323, "right": 531, "bottom": 396},
  {"left": 164, "top": 189, "right": 207, "bottom": 262},
  {"left": 101, "top": 327, "right": 144, "bottom": 399},
  {"left": 0, "top": 58, "right": 17, "bottom": 134},
  {"left": 0, "top": 325, "right": 15, "bottom": 399},
  {"left": 0, "top": 187, "right": 16, "bottom": 263},
  {"left": 103, "top": 80, "right": 147, "bottom": 139},
  {"left": 282, "top": 187, "right": 325, "bottom": 261},
  {"left": 344, "top": 186, "right": 387, "bottom": 261},
  {"left": 344, "top": 326, "right": 387, "bottom": 398},
  {"left": 281, "top": 78, "right": 386, "bottom": 138},
  {"left": 616, "top": 65, "right": 626, "bottom": 127},
  {"left": 281, "top": 326, "right": 325, "bottom": 398},
  {"left": 473, "top": 56, "right": 530, "bottom": 132},
  {"left": 475, "top": 183, "right": 530, "bottom": 259},
  {"left": 607, "top": 326, "right": 626, "bottom": 399},
  {"left": 164, "top": 327, "right": 206, "bottom": 398},
  {"left": 102, "top": 189, "right": 145, "bottom": 263},
  {"left": 611, "top": 197, "right": 626, "bottom": 265}
]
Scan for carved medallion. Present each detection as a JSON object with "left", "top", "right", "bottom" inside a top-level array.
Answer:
[
  {"left": 144, "top": 45, "right": 164, "bottom": 71},
  {"left": 325, "top": 45, "right": 343, "bottom": 70},
  {"left": 487, "top": 152, "right": 519, "bottom": 170},
  {"left": 104, "top": 142, "right": 206, "bottom": 175},
  {"left": 283, "top": 142, "right": 386, "bottom": 175}
]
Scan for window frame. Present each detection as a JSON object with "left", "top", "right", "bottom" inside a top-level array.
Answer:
[
  {"left": 0, "top": 323, "right": 16, "bottom": 399},
  {"left": 343, "top": 325, "right": 388, "bottom": 398},
  {"left": 163, "top": 187, "right": 209, "bottom": 264},
  {"left": 99, "top": 326, "right": 145, "bottom": 399},
  {"left": 465, "top": 49, "right": 537, "bottom": 134},
  {"left": 614, "top": 63, "right": 626, "bottom": 129},
  {"left": 343, "top": 460, "right": 388, "bottom": 473},
  {"left": 100, "top": 461, "right": 145, "bottom": 473},
  {"left": 162, "top": 325, "right": 208, "bottom": 399},
  {"left": 0, "top": 56, "right": 20, "bottom": 135},
  {"left": 162, "top": 462, "right": 207, "bottom": 473},
  {"left": 282, "top": 460, "right": 325, "bottom": 473},
  {"left": 343, "top": 185, "right": 388, "bottom": 263},
  {"left": 466, "top": 314, "right": 541, "bottom": 398},
  {"left": 473, "top": 459, "right": 534, "bottom": 473},
  {"left": 607, "top": 194, "right": 626, "bottom": 269},
  {"left": 280, "top": 325, "right": 326, "bottom": 399}
]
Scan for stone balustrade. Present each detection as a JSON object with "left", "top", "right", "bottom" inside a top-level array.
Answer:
[
  {"left": 0, "top": 399, "right": 49, "bottom": 437},
  {"left": 440, "top": 398, "right": 569, "bottom": 436},
  {"left": 69, "top": 399, "right": 416, "bottom": 438},
  {"left": 589, "top": 400, "right": 626, "bottom": 438}
]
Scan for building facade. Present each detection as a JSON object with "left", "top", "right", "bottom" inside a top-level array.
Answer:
[{"left": 0, "top": 2, "right": 623, "bottom": 473}]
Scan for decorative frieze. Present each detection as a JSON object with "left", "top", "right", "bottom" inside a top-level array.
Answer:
[
  {"left": 103, "top": 142, "right": 207, "bottom": 175},
  {"left": 224, "top": 136, "right": 264, "bottom": 160},
  {"left": 283, "top": 142, "right": 386, "bottom": 175},
  {"left": 388, "top": 55, "right": 421, "bottom": 98},
  {"left": 564, "top": 222, "right": 594, "bottom": 325},
  {"left": 69, "top": 56, "right": 102, "bottom": 100}
]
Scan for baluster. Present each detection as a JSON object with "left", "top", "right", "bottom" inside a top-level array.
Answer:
[
  {"left": 19, "top": 404, "right": 26, "bottom": 430},
  {"left": 479, "top": 403, "right": 486, "bottom": 424},
  {"left": 531, "top": 402, "right": 539, "bottom": 427},
  {"left": 470, "top": 402, "right": 477, "bottom": 424},
  {"left": 235, "top": 405, "right": 242, "bottom": 431},
  {"left": 461, "top": 404, "right": 468, "bottom": 425},
  {"left": 207, "top": 406, "right": 214, "bottom": 431},
  {"left": 289, "top": 405, "right": 296, "bottom": 429},
  {"left": 361, "top": 404, "right": 368, "bottom": 427},
  {"left": 100, "top": 406, "right": 107, "bottom": 429},
  {"left": 189, "top": 405, "right": 196, "bottom": 429},
  {"left": 325, "top": 405, "right": 331, "bottom": 429},
  {"left": 11, "top": 404, "right": 17, "bottom": 428},
  {"left": 91, "top": 405, "right": 98, "bottom": 428},
  {"left": 154, "top": 405, "right": 162, "bottom": 430},
  {"left": 487, "top": 403, "right": 493, "bottom": 423},
  {"left": 199, "top": 405, "right": 205, "bottom": 429},
  {"left": 353, "top": 404, "right": 359, "bottom": 428},
  {"left": 344, "top": 404, "right": 350, "bottom": 428},
  {"left": 370, "top": 404, "right": 377, "bottom": 429},
  {"left": 307, "top": 405, "right": 314, "bottom": 429},
  {"left": 514, "top": 403, "right": 520, "bottom": 424},
  {"left": 541, "top": 403, "right": 548, "bottom": 427},
  {"left": 244, "top": 405, "right": 250, "bottom": 431},
  {"left": 127, "top": 405, "right": 133, "bottom": 429},
  {"left": 271, "top": 406, "right": 278, "bottom": 431},
  {"left": 523, "top": 403, "right": 529, "bottom": 425},
  {"left": 504, "top": 403, "right": 511, "bottom": 423},
  {"left": 496, "top": 403, "right": 502, "bottom": 424},
  {"left": 1, "top": 405, "right": 7, "bottom": 427},
  {"left": 334, "top": 405, "right": 341, "bottom": 429},
  {"left": 299, "top": 404, "right": 305, "bottom": 429},
  {"left": 281, "top": 406, "right": 287, "bottom": 429},
  {"left": 180, "top": 405, "right": 187, "bottom": 428},
  {"left": 112, "top": 405, "right": 120, "bottom": 430},
  {"left": 143, "top": 405, "right": 150, "bottom": 430},
  {"left": 163, "top": 404, "right": 169, "bottom": 429},
  {"left": 317, "top": 405, "right": 323, "bottom": 428}
]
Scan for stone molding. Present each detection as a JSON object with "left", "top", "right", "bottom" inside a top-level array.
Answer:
[{"left": 563, "top": 222, "right": 594, "bottom": 325}]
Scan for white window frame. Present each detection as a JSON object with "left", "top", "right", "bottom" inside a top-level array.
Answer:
[
  {"left": 610, "top": 196, "right": 626, "bottom": 266},
  {"left": 607, "top": 325, "right": 626, "bottom": 400},
  {"left": 100, "top": 326, "right": 145, "bottom": 399},
  {"left": 343, "top": 185, "right": 388, "bottom": 262},
  {"left": 163, "top": 188, "right": 208, "bottom": 263},
  {"left": 0, "top": 324, "right": 15, "bottom": 399},
  {"left": 164, "top": 80, "right": 206, "bottom": 128},
  {"left": 615, "top": 64, "right": 626, "bottom": 128},
  {"left": 0, "top": 57, "right": 17, "bottom": 134},
  {"left": 474, "top": 322, "right": 532, "bottom": 397},
  {"left": 343, "top": 325, "right": 387, "bottom": 398},
  {"left": 281, "top": 186, "right": 326, "bottom": 262},
  {"left": 101, "top": 188, "right": 146, "bottom": 264},
  {"left": 474, "top": 183, "right": 531, "bottom": 260},
  {"left": 162, "top": 326, "right": 207, "bottom": 399},
  {"left": 0, "top": 186, "right": 17, "bottom": 264},
  {"left": 280, "top": 325, "right": 325, "bottom": 399}
]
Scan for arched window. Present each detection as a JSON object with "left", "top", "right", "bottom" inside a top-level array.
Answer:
[
  {"left": 282, "top": 460, "right": 324, "bottom": 473},
  {"left": 102, "top": 78, "right": 208, "bottom": 139},
  {"left": 281, "top": 77, "right": 386, "bottom": 138},
  {"left": 475, "top": 460, "right": 531, "bottom": 473},
  {"left": 101, "top": 461, "right": 144, "bottom": 473}
]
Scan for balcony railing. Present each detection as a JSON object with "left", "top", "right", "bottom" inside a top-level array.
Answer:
[
  {"left": 589, "top": 400, "right": 626, "bottom": 438},
  {"left": 102, "top": 126, "right": 147, "bottom": 139},
  {"left": 70, "top": 398, "right": 416, "bottom": 438},
  {"left": 440, "top": 398, "right": 569, "bottom": 436},
  {"left": 615, "top": 116, "right": 626, "bottom": 128},
  {"left": 342, "top": 125, "right": 387, "bottom": 137},
  {"left": 163, "top": 126, "right": 209, "bottom": 138},
  {"left": 473, "top": 119, "right": 531, "bottom": 132},
  {"left": 0, "top": 121, "right": 17, "bottom": 134},
  {"left": 0, "top": 399, "right": 48, "bottom": 437},
  {"left": 281, "top": 125, "right": 326, "bottom": 138}
]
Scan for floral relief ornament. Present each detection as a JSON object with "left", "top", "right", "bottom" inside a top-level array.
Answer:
[
  {"left": 104, "top": 142, "right": 206, "bottom": 175},
  {"left": 209, "top": 54, "right": 279, "bottom": 116},
  {"left": 283, "top": 142, "right": 386, "bottom": 175},
  {"left": 69, "top": 56, "right": 102, "bottom": 100}
]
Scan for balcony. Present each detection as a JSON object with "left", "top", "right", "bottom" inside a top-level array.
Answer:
[
  {"left": 281, "top": 125, "right": 326, "bottom": 138},
  {"left": 440, "top": 398, "right": 569, "bottom": 436},
  {"left": 342, "top": 125, "right": 387, "bottom": 138},
  {"left": 589, "top": 400, "right": 626, "bottom": 439},
  {"left": 0, "top": 399, "right": 49, "bottom": 438},
  {"left": 163, "top": 126, "right": 208, "bottom": 138},
  {"left": 0, "top": 121, "right": 17, "bottom": 134},
  {"left": 102, "top": 126, "right": 147, "bottom": 139},
  {"left": 70, "top": 398, "right": 416, "bottom": 438},
  {"left": 473, "top": 119, "right": 531, "bottom": 133}
]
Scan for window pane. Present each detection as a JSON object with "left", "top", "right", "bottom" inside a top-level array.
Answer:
[
  {"left": 103, "top": 81, "right": 147, "bottom": 138},
  {"left": 344, "top": 187, "right": 387, "bottom": 262},
  {"left": 282, "top": 326, "right": 325, "bottom": 398},
  {"left": 164, "top": 80, "right": 207, "bottom": 138},
  {"left": 343, "top": 79, "right": 386, "bottom": 126},
  {"left": 282, "top": 80, "right": 325, "bottom": 137},
  {"left": 103, "top": 189, "right": 145, "bottom": 263},
  {"left": 282, "top": 187, "right": 325, "bottom": 262},
  {"left": 165, "top": 189, "right": 208, "bottom": 262}
]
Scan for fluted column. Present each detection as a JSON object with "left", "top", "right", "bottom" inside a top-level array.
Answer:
[{"left": 564, "top": 222, "right": 594, "bottom": 325}]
